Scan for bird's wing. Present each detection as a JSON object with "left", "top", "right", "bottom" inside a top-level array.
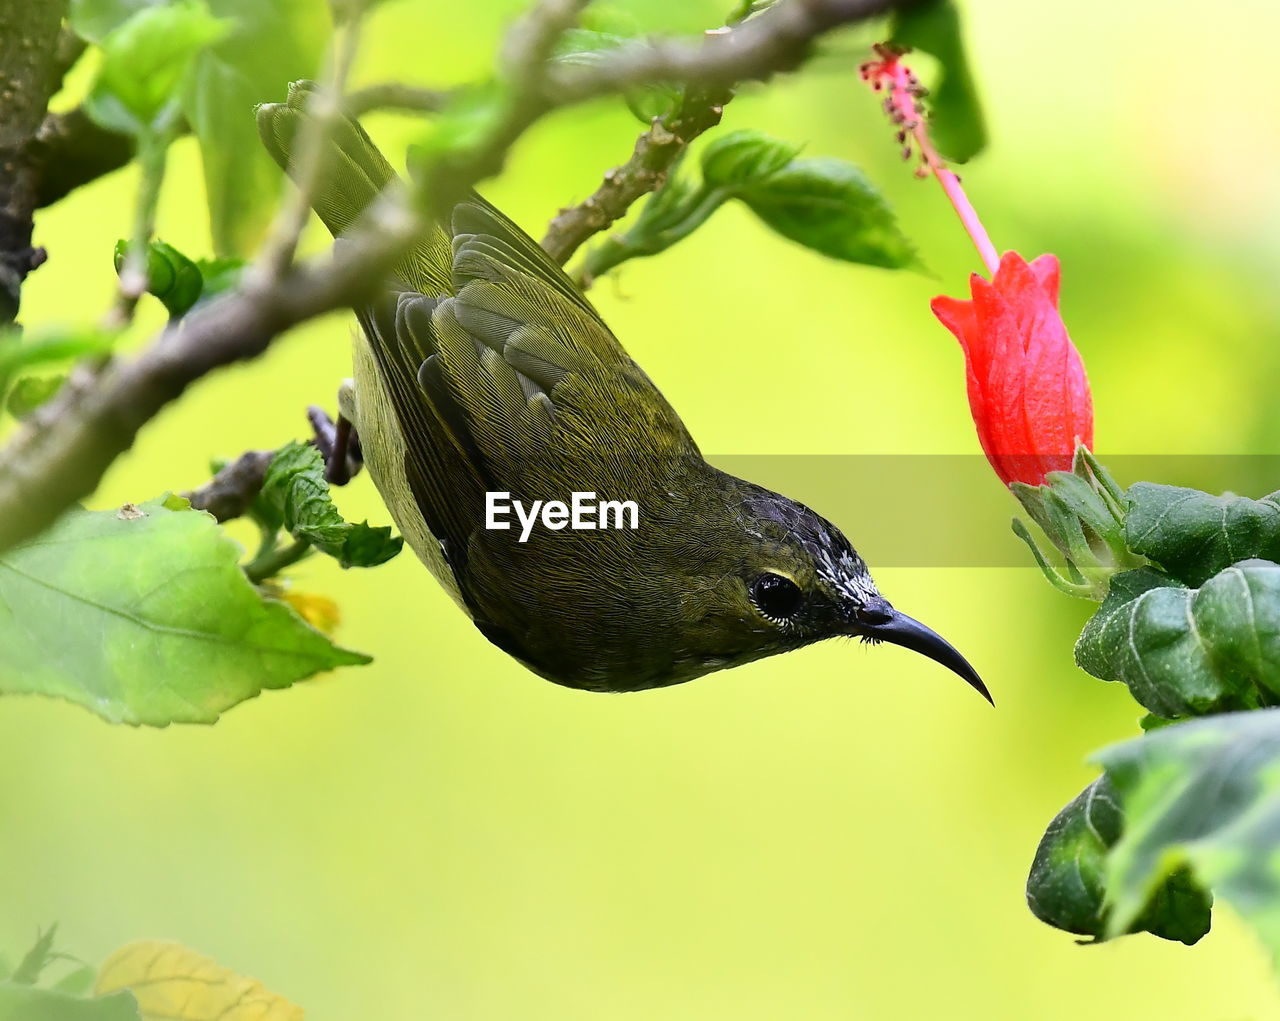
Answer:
[{"left": 362, "top": 198, "right": 697, "bottom": 603}]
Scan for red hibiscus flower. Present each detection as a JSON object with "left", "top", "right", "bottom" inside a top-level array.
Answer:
[
  {"left": 931, "top": 252, "right": 1093, "bottom": 487},
  {"left": 861, "top": 45, "right": 1094, "bottom": 488}
]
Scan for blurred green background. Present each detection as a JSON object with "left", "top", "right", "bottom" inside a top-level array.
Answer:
[{"left": 4, "top": 0, "right": 1280, "bottom": 1017}]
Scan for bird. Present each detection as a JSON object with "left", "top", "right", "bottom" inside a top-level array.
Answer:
[{"left": 256, "top": 81, "right": 990, "bottom": 701}]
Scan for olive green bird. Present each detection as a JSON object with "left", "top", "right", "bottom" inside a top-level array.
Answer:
[{"left": 257, "top": 82, "right": 990, "bottom": 701}]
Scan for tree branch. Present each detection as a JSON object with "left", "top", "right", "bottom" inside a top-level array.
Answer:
[
  {"left": 0, "top": 0, "right": 70, "bottom": 322},
  {"left": 185, "top": 449, "right": 274, "bottom": 522},
  {"left": 344, "top": 82, "right": 450, "bottom": 117},
  {"left": 540, "top": 83, "right": 732, "bottom": 267},
  {"left": 0, "top": 0, "right": 916, "bottom": 553},
  {"left": 0, "top": 196, "right": 422, "bottom": 551},
  {"left": 32, "top": 108, "right": 137, "bottom": 208},
  {"left": 548, "top": 0, "right": 912, "bottom": 99}
]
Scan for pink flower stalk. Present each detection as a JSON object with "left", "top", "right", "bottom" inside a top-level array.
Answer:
[{"left": 860, "top": 45, "right": 1094, "bottom": 488}]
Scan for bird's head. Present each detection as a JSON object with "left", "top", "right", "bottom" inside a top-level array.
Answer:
[{"left": 676, "top": 485, "right": 991, "bottom": 702}]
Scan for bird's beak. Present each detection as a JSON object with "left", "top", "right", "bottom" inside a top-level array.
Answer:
[{"left": 853, "top": 607, "right": 993, "bottom": 705}]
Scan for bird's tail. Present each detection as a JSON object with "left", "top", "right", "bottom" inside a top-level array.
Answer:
[
  {"left": 256, "top": 80, "right": 451, "bottom": 292},
  {"left": 256, "top": 80, "right": 398, "bottom": 238}
]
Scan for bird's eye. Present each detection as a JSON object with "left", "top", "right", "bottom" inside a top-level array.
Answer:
[{"left": 751, "top": 572, "right": 804, "bottom": 620}]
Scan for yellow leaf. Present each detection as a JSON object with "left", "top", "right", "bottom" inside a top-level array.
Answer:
[
  {"left": 94, "top": 941, "right": 303, "bottom": 1021},
  {"left": 283, "top": 590, "right": 342, "bottom": 636}
]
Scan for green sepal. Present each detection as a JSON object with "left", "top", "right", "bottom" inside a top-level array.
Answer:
[{"left": 1011, "top": 447, "right": 1145, "bottom": 601}]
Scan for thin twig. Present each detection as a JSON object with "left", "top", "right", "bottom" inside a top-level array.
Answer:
[
  {"left": 540, "top": 82, "right": 733, "bottom": 268},
  {"left": 185, "top": 449, "right": 275, "bottom": 522},
  {"left": 244, "top": 537, "right": 312, "bottom": 584},
  {"left": 344, "top": 82, "right": 450, "bottom": 117}
]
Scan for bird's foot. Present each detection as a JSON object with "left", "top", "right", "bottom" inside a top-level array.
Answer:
[{"left": 307, "top": 404, "right": 363, "bottom": 485}]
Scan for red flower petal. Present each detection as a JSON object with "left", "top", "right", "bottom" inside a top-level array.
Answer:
[{"left": 931, "top": 250, "right": 1093, "bottom": 487}]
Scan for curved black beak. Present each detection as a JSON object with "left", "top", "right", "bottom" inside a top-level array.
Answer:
[{"left": 853, "top": 605, "right": 993, "bottom": 705}]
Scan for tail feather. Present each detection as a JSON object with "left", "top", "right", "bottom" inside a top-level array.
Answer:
[{"left": 256, "top": 80, "right": 452, "bottom": 294}]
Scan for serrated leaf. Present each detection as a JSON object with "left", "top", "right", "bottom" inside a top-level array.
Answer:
[
  {"left": 1026, "top": 776, "right": 1211, "bottom": 945},
  {"left": 114, "top": 239, "right": 204, "bottom": 318},
  {"left": 186, "top": 0, "right": 329, "bottom": 255},
  {"left": 87, "top": 1, "right": 232, "bottom": 135},
  {"left": 1075, "top": 561, "right": 1280, "bottom": 717},
  {"left": 258, "top": 442, "right": 402, "bottom": 568},
  {"left": 699, "top": 129, "right": 799, "bottom": 189},
  {"left": 0, "top": 984, "right": 140, "bottom": 1021},
  {"left": 1094, "top": 709, "right": 1280, "bottom": 961},
  {"left": 0, "top": 497, "right": 369, "bottom": 726},
  {"left": 735, "top": 158, "right": 918, "bottom": 269},
  {"left": 889, "top": 0, "right": 986, "bottom": 162},
  {"left": 1125, "top": 482, "right": 1280, "bottom": 587},
  {"left": 95, "top": 941, "right": 301, "bottom": 1021}
]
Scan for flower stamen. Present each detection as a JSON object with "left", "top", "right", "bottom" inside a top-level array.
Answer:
[{"left": 860, "top": 44, "right": 1000, "bottom": 275}]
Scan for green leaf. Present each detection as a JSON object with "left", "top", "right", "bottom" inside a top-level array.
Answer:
[
  {"left": 551, "top": 26, "right": 678, "bottom": 124},
  {"left": 552, "top": 27, "right": 629, "bottom": 66},
  {"left": 699, "top": 129, "right": 799, "bottom": 189},
  {"left": 0, "top": 326, "right": 117, "bottom": 400},
  {"left": 0, "top": 984, "right": 141, "bottom": 1021},
  {"left": 0, "top": 497, "right": 369, "bottom": 726},
  {"left": 185, "top": 0, "right": 329, "bottom": 255},
  {"left": 114, "top": 239, "right": 204, "bottom": 318},
  {"left": 5, "top": 375, "right": 65, "bottom": 419},
  {"left": 735, "top": 158, "right": 919, "bottom": 269},
  {"left": 87, "top": 0, "right": 232, "bottom": 135},
  {"left": 1125, "top": 482, "right": 1280, "bottom": 587},
  {"left": 52, "top": 967, "right": 97, "bottom": 998},
  {"left": 257, "top": 442, "right": 402, "bottom": 568},
  {"left": 1026, "top": 777, "right": 1211, "bottom": 944},
  {"left": 1075, "top": 561, "right": 1280, "bottom": 717},
  {"left": 889, "top": 0, "right": 987, "bottom": 162},
  {"left": 1094, "top": 709, "right": 1280, "bottom": 959},
  {"left": 193, "top": 256, "right": 245, "bottom": 299},
  {"left": 68, "top": 0, "right": 164, "bottom": 43},
  {"left": 411, "top": 82, "right": 509, "bottom": 168}
]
